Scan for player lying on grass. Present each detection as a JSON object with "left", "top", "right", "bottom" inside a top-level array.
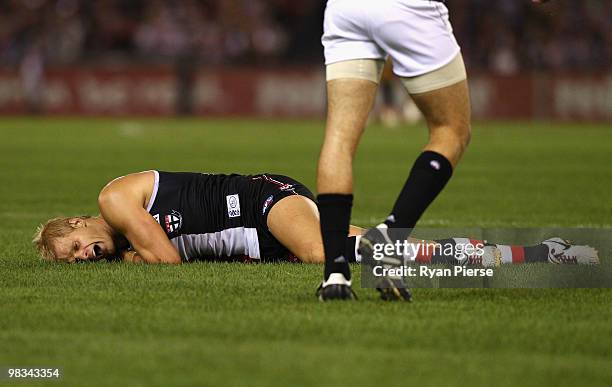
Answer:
[{"left": 33, "top": 171, "right": 598, "bottom": 269}]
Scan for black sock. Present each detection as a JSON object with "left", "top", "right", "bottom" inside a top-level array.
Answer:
[
  {"left": 345, "top": 236, "right": 358, "bottom": 263},
  {"left": 385, "top": 151, "right": 453, "bottom": 233},
  {"left": 318, "top": 194, "right": 353, "bottom": 281}
]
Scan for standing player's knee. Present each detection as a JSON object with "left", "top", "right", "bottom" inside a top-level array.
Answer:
[
  {"left": 459, "top": 122, "right": 472, "bottom": 149},
  {"left": 453, "top": 119, "right": 472, "bottom": 151},
  {"left": 450, "top": 124, "right": 471, "bottom": 161},
  {"left": 426, "top": 121, "right": 471, "bottom": 166},
  {"left": 431, "top": 122, "right": 470, "bottom": 151}
]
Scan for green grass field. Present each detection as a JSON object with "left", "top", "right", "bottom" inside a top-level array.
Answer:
[{"left": 1, "top": 117, "right": 611, "bottom": 386}]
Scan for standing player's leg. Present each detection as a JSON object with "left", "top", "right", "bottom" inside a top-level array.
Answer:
[
  {"left": 360, "top": 58, "right": 469, "bottom": 301},
  {"left": 316, "top": 76, "right": 379, "bottom": 299},
  {"left": 317, "top": 0, "right": 387, "bottom": 299},
  {"left": 368, "top": 0, "right": 471, "bottom": 237},
  {"left": 356, "top": 0, "right": 469, "bottom": 300},
  {"left": 385, "top": 73, "right": 471, "bottom": 235}
]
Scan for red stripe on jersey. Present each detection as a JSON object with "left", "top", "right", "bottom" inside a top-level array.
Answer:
[
  {"left": 470, "top": 239, "right": 484, "bottom": 247},
  {"left": 511, "top": 246, "right": 525, "bottom": 263}
]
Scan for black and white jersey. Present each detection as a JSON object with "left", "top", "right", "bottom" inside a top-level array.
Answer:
[{"left": 146, "top": 171, "right": 314, "bottom": 262}]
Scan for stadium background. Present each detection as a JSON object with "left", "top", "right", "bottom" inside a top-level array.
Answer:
[
  {"left": 1, "top": 1, "right": 611, "bottom": 386},
  {"left": 0, "top": 0, "right": 610, "bottom": 120}
]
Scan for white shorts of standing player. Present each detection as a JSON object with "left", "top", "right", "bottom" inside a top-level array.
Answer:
[{"left": 323, "top": 0, "right": 467, "bottom": 93}]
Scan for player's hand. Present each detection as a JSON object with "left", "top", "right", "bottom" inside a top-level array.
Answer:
[{"left": 122, "top": 250, "right": 144, "bottom": 263}]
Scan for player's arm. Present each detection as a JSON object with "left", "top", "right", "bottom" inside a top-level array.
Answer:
[{"left": 98, "top": 177, "right": 181, "bottom": 264}]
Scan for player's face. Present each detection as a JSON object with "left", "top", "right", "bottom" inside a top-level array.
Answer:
[{"left": 52, "top": 220, "right": 116, "bottom": 263}]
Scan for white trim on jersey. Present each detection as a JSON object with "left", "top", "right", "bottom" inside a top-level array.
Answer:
[
  {"left": 146, "top": 170, "right": 160, "bottom": 212},
  {"left": 170, "top": 227, "right": 261, "bottom": 261}
]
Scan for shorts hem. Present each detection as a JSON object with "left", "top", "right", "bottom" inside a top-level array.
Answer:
[
  {"left": 324, "top": 55, "right": 387, "bottom": 66},
  {"left": 392, "top": 47, "right": 462, "bottom": 78}
]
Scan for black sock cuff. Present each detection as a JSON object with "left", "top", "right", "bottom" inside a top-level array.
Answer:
[
  {"left": 414, "top": 151, "right": 453, "bottom": 178},
  {"left": 317, "top": 193, "right": 354, "bottom": 207}
]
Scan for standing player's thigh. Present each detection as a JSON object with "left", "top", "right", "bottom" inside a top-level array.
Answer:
[
  {"left": 267, "top": 195, "right": 325, "bottom": 264},
  {"left": 409, "top": 79, "right": 470, "bottom": 129},
  {"left": 409, "top": 78, "right": 471, "bottom": 166}
]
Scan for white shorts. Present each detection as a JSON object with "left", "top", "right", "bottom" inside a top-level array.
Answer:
[{"left": 322, "top": 0, "right": 461, "bottom": 78}]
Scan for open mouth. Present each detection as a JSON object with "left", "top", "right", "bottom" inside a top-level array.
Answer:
[{"left": 93, "top": 244, "right": 103, "bottom": 259}]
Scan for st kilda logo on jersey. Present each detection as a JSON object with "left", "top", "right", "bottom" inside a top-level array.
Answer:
[{"left": 164, "top": 210, "right": 183, "bottom": 233}]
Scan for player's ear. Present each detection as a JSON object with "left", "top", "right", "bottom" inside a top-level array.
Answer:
[{"left": 68, "top": 218, "right": 86, "bottom": 229}]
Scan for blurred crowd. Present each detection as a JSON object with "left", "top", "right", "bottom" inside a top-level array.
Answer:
[
  {"left": 0, "top": 0, "right": 610, "bottom": 73},
  {"left": 451, "top": 0, "right": 611, "bottom": 73}
]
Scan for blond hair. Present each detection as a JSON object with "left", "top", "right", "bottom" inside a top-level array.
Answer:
[{"left": 33, "top": 216, "right": 91, "bottom": 261}]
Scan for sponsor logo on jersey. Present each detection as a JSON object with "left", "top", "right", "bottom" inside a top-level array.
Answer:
[
  {"left": 153, "top": 214, "right": 160, "bottom": 224},
  {"left": 165, "top": 210, "right": 182, "bottom": 233},
  {"left": 226, "top": 194, "right": 241, "bottom": 218},
  {"left": 262, "top": 195, "right": 274, "bottom": 215}
]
